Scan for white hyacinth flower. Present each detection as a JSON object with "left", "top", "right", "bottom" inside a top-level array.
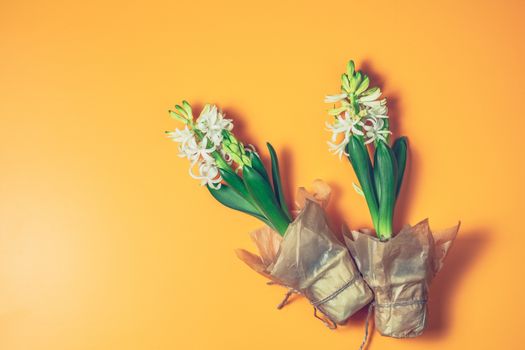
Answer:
[
  {"left": 200, "top": 163, "right": 222, "bottom": 189},
  {"left": 327, "top": 111, "right": 365, "bottom": 138},
  {"left": 326, "top": 111, "right": 365, "bottom": 158},
  {"left": 327, "top": 137, "right": 350, "bottom": 159},
  {"left": 196, "top": 104, "right": 233, "bottom": 147},
  {"left": 359, "top": 88, "right": 389, "bottom": 119},
  {"left": 188, "top": 137, "right": 216, "bottom": 163},
  {"left": 368, "top": 101, "right": 388, "bottom": 119},
  {"left": 363, "top": 117, "right": 392, "bottom": 145},
  {"left": 358, "top": 87, "right": 382, "bottom": 104},
  {"left": 168, "top": 126, "right": 194, "bottom": 145},
  {"left": 324, "top": 93, "right": 348, "bottom": 103},
  {"left": 177, "top": 136, "right": 199, "bottom": 159},
  {"left": 173, "top": 133, "right": 215, "bottom": 165},
  {"left": 324, "top": 63, "right": 394, "bottom": 162},
  {"left": 185, "top": 137, "right": 223, "bottom": 188},
  {"left": 169, "top": 102, "right": 239, "bottom": 189},
  {"left": 168, "top": 127, "right": 199, "bottom": 159},
  {"left": 188, "top": 158, "right": 222, "bottom": 189}
]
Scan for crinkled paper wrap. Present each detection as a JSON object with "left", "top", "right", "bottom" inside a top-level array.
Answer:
[
  {"left": 236, "top": 182, "right": 373, "bottom": 324},
  {"left": 344, "top": 219, "right": 460, "bottom": 338}
]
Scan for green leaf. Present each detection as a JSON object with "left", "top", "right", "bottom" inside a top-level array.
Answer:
[
  {"left": 218, "top": 167, "right": 250, "bottom": 200},
  {"left": 207, "top": 184, "right": 273, "bottom": 229},
  {"left": 373, "top": 146, "right": 381, "bottom": 201},
  {"left": 267, "top": 142, "right": 292, "bottom": 221},
  {"left": 392, "top": 137, "right": 408, "bottom": 199},
  {"left": 243, "top": 166, "right": 291, "bottom": 236},
  {"left": 249, "top": 152, "right": 270, "bottom": 183},
  {"left": 347, "top": 135, "right": 379, "bottom": 230},
  {"left": 374, "top": 141, "right": 398, "bottom": 240}
]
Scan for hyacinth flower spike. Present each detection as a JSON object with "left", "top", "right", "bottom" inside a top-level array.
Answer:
[
  {"left": 325, "top": 60, "right": 406, "bottom": 240},
  {"left": 167, "top": 102, "right": 292, "bottom": 235}
]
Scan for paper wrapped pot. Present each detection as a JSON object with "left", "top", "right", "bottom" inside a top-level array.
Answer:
[
  {"left": 237, "top": 199, "right": 373, "bottom": 324},
  {"left": 344, "top": 219, "right": 460, "bottom": 338}
]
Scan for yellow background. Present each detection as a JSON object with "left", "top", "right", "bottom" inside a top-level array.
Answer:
[{"left": 1, "top": 0, "right": 524, "bottom": 349}]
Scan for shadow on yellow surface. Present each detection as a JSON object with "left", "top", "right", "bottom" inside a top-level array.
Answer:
[{"left": 426, "top": 230, "right": 490, "bottom": 338}]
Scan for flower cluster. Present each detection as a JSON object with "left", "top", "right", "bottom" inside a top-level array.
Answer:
[
  {"left": 167, "top": 102, "right": 234, "bottom": 189},
  {"left": 325, "top": 61, "right": 391, "bottom": 158},
  {"left": 167, "top": 101, "right": 291, "bottom": 234}
]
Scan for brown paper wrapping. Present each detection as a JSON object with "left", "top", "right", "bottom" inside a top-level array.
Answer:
[
  {"left": 237, "top": 183, "right": 373, "bottom": 325},
  {"left": 344, "top": 219, "right": 460, "bottom": 338}
]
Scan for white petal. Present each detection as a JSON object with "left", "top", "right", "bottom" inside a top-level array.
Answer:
[
  {"left": 359, "top": 89, "right": 381, "bottom": 102},
  {"left": 324, "top": 93, "right": 348, "bottom": 103}
]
